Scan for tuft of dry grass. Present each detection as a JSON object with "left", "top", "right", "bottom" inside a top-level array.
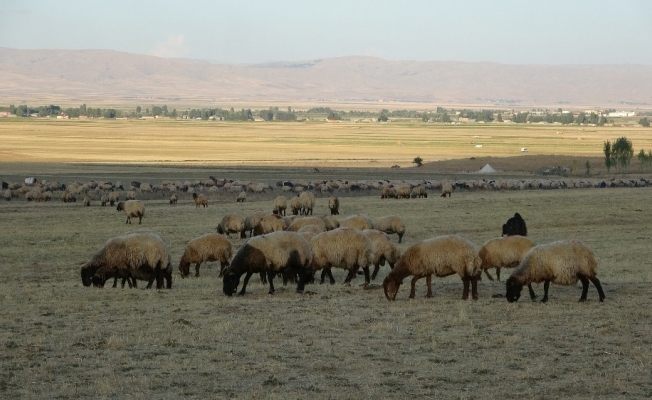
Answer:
[{"left": 1, "top": 162, "right": 651, "bottom": 397}]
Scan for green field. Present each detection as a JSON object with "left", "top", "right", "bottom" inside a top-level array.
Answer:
[{"left": 1, "top": 120, "right": 651, "bottom": 398}]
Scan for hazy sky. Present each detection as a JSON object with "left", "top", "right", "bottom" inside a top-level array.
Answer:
[{"left": 1, "top": 0, "right": 651, "bottom": 65}]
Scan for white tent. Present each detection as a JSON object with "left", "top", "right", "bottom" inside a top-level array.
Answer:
[{"left": 478, "top": 164, "right": 497, "bottom": 173}]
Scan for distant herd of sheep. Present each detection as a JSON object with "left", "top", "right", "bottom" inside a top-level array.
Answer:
[{"left": 77, "top": 186, "right": 606, "bottom": 303}]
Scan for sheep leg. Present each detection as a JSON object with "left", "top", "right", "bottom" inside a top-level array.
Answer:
[
  {"left": 238, "top": 271, "right": 254, "bottom": 296},
  {"left": 112, "top": 276, "right": 119, "bottom": 288},
  {"left": 362, "top": 267, "right": 371, "bottom": 284},
  {"left": 194, "top": 263, "right": 201, "bottom": 278},
  {"left": 496, "top": 267, "right": 502, "bottom": 281},
  {"left": 425, "top": 275, "right": 432, "bottom": 298},
  {"left": 578, "top": 276, "right": 590, "bottom": 302},
  {"left": 540, "top": 281, "right": 550, "bottom": 303},
  {"left": 409, "top": 276, "right": 420, "bottom": 298},
  {"left": 398, "top": 233, "right": 403, "bottom": 244},
  {"left": 483, "top": 269, "right": 495, "bottom": 281},
  {"left": 321, "top": 268, "right": 335, "bottom": 285},
  {"left": 471, "top": 277, "right": 479, "bottom": 300},
  {"left": 138, "top": 215, "right": 142, "bottom": 225},
  {"left": 462, "top": 278, "right": 470, "bottom": 300},
  {"left": 589, "top": 277, "right": 606, "bottom": 302},
  {"left": 146, "top": 277, "right": 154, "bottom": 289},
  {"left": 371, "top": 265, "right": 380, "bottom": 281},
  {"left": 344, "top": 268, "right": 358, "bottom": 284},
  {"left": 267, "top": 271, "right": 276, "bottom": 295},
  {"left": 131, "top": 277, "right": 138, "bottom": 288},
  {"left": 527, "top": 284, "right": 537, "bottom": 300},
  {"left": 155, "top": 269, "right": 164, "bottom": 289},
  {"left": 259, "top": 272, "right": 267, "bottom": 284}
]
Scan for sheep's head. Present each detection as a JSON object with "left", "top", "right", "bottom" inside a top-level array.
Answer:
[
  {"left": 91, "top": 272, "right": 107, "bottom": 288},
  {"left": 80, "top": 264, "right": 94, "bottom": 287},
  {"left": 383, "top": 276, "right": 400, "bottom": 301},
  {"left": 116, "top": 202, "right": 124, "bottom": 212},
  {"left": 505, "top": 278, "right": 522, "bottom": 302},
  {"left": 222, "top": 268, "right": 240, "bottom": 296},
  {"left": 178, "top": 261, "right": 190, "bottom": 278}
]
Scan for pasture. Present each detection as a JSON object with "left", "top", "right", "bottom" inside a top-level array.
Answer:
[{"left": 1, "top": 119, "right": 652, "bottom": 398}]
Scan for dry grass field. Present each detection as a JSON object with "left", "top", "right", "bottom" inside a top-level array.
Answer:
[{"left": 1, "top": 120, "right": 652, "bottom": 398}]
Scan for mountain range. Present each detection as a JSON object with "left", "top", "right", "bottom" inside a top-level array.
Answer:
[{"left": 1, "top": 47, "right": 651, "bottom": 109}]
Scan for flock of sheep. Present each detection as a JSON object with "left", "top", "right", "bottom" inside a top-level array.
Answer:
[{"left": 78, "top": 185, "right": 606, "bottom": 303}]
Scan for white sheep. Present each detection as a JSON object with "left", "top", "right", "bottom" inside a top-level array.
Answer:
[
  {"left": 242, "top": 211, "right": 267, "bottom": 238},
  {"left": 116, "top": 200, "right": 145, "bottom": 224},
  {"left": 441, "top": 182, "right": 453, "bottom": 198},
  {"left": 320, "top": 215, "right": 340, "bottom": 231},
  {"left": 506, "top": 240, "right": 606, "bottom": 303},
  {"left": 340, "top": 214, "right": 374, "bottom": 231},
  {"left": 373, "top": 215, "right": 406, "bottom": 243},
  {"left": 253, "top": 214, "right": 287, "bottom": 236},
  {"left": 287, "top": 216, "right": 326, "bottom": 232},
  {"left": 383, "top": 235, "right": 481, "bottom": 300},
  {"left": 222, "top": 231, "right": 313, "bottom": 296},
  {"left": 309, "top": 227, "right": 374, "bottom": 285},
  {"left": 80, "top": 232, "right": 172, "bottom": 289},
  {"left": 236, "top": 191, "right": 247, "bottom": 203},
  {"left": 179, "top": 233, "right": 233, "bottom": 278},
  {"left": 290, "top": 196, "right": 302, "bottom": 215},
  {"left": 299, "top": 191, "right": 315, "bottom": 215}
]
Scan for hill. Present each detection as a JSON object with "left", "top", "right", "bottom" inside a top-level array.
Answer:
[{"left": 1, "top": 47, "right": 651, "bottom": 108}]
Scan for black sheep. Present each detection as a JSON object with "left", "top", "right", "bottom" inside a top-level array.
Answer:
[{"left": 502, "top": 213, "right": 527, "bottom": 237}]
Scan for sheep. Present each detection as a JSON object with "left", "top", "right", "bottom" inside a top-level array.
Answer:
[
  {"left": 320, "top": 215, "right": 340, "bottom": 231},
  {"left": 116, "top": 200, "right": 145, "bottom": 224},
  {"left": 169, "top": 193, "right": 178, "bottom": 205},
  {"left": 193, "top": 193, "right": 208, "bottom": 208},
  {"left": 290, "top": 196, "right": 302, "bottom": 215},
  {"left": 287, "top": 217, "right": 326, "bottom": 232},
  {"left": 441, "top": 182, "right": 453, "bottom": 198},
  {"left": 236, "top": 191, "right": 247, "bottom": 203},
  {"left": 383, "top": 235, "right": 481, "bottom": 301},
  {"left": 328, "top": 196, "right": 340, "bottom": 215},
  {"left": 396, "top": 186, "right": 411, "bottom": 199},
  {"left": 126, "top": 190, "right": 137, "bottom": 200},
  {"left": 100, "top": 195, "right": 108, "bottom": 206},
  {"left": 502, "top": 212, "right": 527, "bottom": 237},
  {"left": 373, "top": 215, "right": 406, "bottom": 243},
  {"left": 479, "top": 236, "right": 535, "bottom": 282},
  {"left": 242, "top": 211, "right": 266, "bottom": 238},
  {"left": 363, "top": 229, "right": 401, "bottom": 280},
  {"left": 380, "top": 185, "right": 395, "bottom": 199},
  {"left": 80, "top": 232, "right": 172, "bottom": 289},
  {"left": 299, "top": 191, "right": 316, "bottom": 215},
  {"left": 506, "top": 240, "right": 606, "bottom": 303},
  {"left": 3, "top": 189, "right": 11, "bottom": 201},
  {"left": 222, "top": 231, "right": 313, "bottom": 296},
  {"left": 108, "top": 192, "right": 119, "bottom": 206},
  {"left": 411, "top": 186, "right": 428, "bottom": 198},
  {"left": 273, "top": 196, "right": 288, "bottom": 216},
  {"left": 297, "top": 224, "right": 326, "bottom": 236},
  {"left": 340, "top": 214, "right": 374, "bottom": 231},
  {"left": 253, "top": 214, "right": 287, "bottom": 236},
  {"left": 216, "top": 214, "right": 245, "bottom": 238},
  {"left": 309, "top": 227, "right": 374, "bottom": 285},
  {"left": 178, "top": 233, "right": 233, "bottom": 278},
  {"left": 83, "top": 196, "right": 91, "bottom": 206}
]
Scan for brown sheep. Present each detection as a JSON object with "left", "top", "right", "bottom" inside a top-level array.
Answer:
[
  {"left": 169, "top": 193, "right": 178, "bottom": 205},
  {"left": 179, "top": 233, "right": 233, "bottom": 278},
  {"left": 383, "top": 235, "right": 481, "bottom": 301},
  {"left": 320, "top": 215, "right": 340, "bottom": 231},
  {"left": 236, "top": 191, "right": 247, "bottom": 203},
  {"left": 242, "top": 211, "right": 266, "bottom": 238},
  {"left": 395, "top": 185, "right": 411, "bottom": 199},
  {"left": 373, "top": 215, "right": 406, "bottom": 243},
  {"left": 100, "top": 195, "right": 108, "bottom": 206},
  {"left": 328, "top": 196, "right": 340, "bottom": 215},
  {"left": 309, "top": 227, "right": 374, "bottom": 285},
  {"left": 273, "top": 196, "right": 288, "bottom": 216},
  {"left": 287, "top": 217, "right": 326, "bottom": 232},
  {"left": 363, "top": 229, "right": 401, "bottom": 280},
  {"left": 193, "top": 193, "right": 208, "bottom": 208},
  {"left": 253, "top": 214, "right": 287, "bottom": 236},
  {"left": 479, "top": 236, "right": 535, "bottom": 281},
  {"left": 83, "top": 196, "right": 91, "bottom": 207},
  {"left": 216, "top": 214, "right": 245, "bottom": 238},
  {"left": 441, "top": 182, "right": 452, "bottom": 198},
  {"left": 340, "top": 214, "right": 374, "bottom": 231},
  {"left": 116, "top": 200, "right": 145, "bottom": 224},
  {"left": 290, "top": 196, "right": 302, "bottom": 215}
]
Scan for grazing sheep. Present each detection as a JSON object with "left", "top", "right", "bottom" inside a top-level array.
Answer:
[
  {"left": 506, "top": 240, "right": 605, "bottom": 303},
  {"left": 380, "top": 185, "right": 396, "bottom": 199},
  {"left": 236, "top": 191, "right": 247, "bottom": 203},
  {"left": 193, "top": 193, "right": 208, "bottom": 208},
  {"left": 290, "top": 196, "right": 302, "bottom": 215},
  {"left": 179, "top": 233, "right": 233, "bottom": 278},
  {"left": 273, "top": 196, "right": 288, "bottom": 216},
  {"left": 309, "top": 227, "right": 374, "bottom": 285},
  {"left": 363, "top": 229, "right": 401, "bottom": 280},
  {"left": 328, "top": 196, "right": 340, "bottom": 215},
  {"left": 80, "top": 232, "right": 172, "bottom": 289},
  {"left": 441, "top": 182, "right": 453, "bottom": 198},
  {"left": 383, "top": 235, "right": 481, "bottom": 301},
  {"left": 411, "top": 186, "right": 427, "bottom": 198},
  {"left": 299, "top": 191, "right": 316, "bottom": 215},
  {"left": 83, "top": 196, "right": 91, "bottom": 207},
  {"left": 396, "top": 186, "right": 411, "bottom": 199},
  {"left": 287, "top": 217, "right": 326, "bottom": 232},
  {"left": 320, "top": 215, "right": 340, "bottom": 231},
  {"left": 502, "top": 212, "right": 528, "bottom": 237},
  {"left": 169, "top": 193, "right": 178, "bottom": 205},
  {"left": 242, "top": 211, "right": 266, "bottom": 238},
  {"left": 126, "top": 190, "right": 137, "bottom": 200},
  {"left": 108, "top": 192, "right": 119, "bottom": 206},
  {"left": 340, "top": 214, "right": 374, "bottom": 231},
  {"left": 479, "top": 236, "right": 535, "bottom": 282},
  {"left": 222, "top": 231, "right": 313, "bottom": 296},
  {"left": 373, "top": 215, "right": 406, "bottom": 243},
  {"left": 100, "top": 195, "right": 108, "bottom": 206},
  {"left": 253, "top": 214, "right": 287, "bottom": 236},
  {"left": 216, "top": 214, "right": 245, "bottom": 238},
  {"left": 116, "top": 200, "right": 145, "bottom": 224},
  {"left": 297, "top": 224, "right": 326, "bottom": 235},
  {"left": 3, "top": 189, "right": 11, "bottom": 201}
]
